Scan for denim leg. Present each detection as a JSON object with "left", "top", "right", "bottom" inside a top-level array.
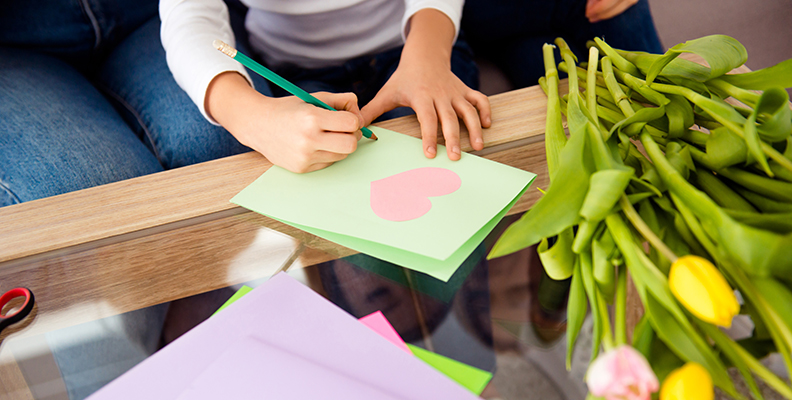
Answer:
[
  {"left": 95, "top": 17, "right": 273, "bottom": 169},
  {"left": 0, "top": 48, "right": 163, "bottom": 207}
]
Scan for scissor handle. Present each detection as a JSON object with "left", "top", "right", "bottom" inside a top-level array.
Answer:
[{"left": 0, "top": 287, "right": 35, "bottom": 332}]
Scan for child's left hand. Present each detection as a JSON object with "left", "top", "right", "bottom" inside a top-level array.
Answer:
[{"left": 361, "top": 9, "right": 491, "bottom": 161}]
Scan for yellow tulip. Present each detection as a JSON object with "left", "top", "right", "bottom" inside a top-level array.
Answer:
[
  {"left": 660, "top": 362, "right": 714, "bottom": 400},
  {"left": 668, "top": 255, "right": 739, "bottom": 328}
]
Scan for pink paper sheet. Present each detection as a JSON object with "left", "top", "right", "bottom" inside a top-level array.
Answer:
[{"left": 359, "top": 311, "right": 413, "bottom": 355}]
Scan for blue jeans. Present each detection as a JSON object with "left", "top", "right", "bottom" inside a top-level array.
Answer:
[
  {"left": 461, "top": 0, "right": 663, "bottom": 88},
  {"left": 0, "top": 0, "right": 255, "bottom": 207}
]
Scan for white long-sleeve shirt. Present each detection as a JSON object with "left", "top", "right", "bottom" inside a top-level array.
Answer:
[{"left": 159, "top": 0, "right": 463, "bottom": 123}]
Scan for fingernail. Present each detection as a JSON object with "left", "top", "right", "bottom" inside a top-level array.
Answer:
[
  {"left": 475, "top": 138, "right": 484, "bottom": 145},
  {"left": 452, "top": 146, "right": 460, "bottom": 155},
  {"left": 486, "top": 116, "right": 492, "bottom": 125},
  {"left": 427, "top": 146, "right": 436, "bottom": 156}
]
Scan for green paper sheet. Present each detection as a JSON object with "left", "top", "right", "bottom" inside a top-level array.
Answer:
[
  {"left": 211, "top": 285, "right": 253, "bottom": 316},
  {"left": 232, "top": 126, "right": 535, "bottom": 281},
  {"left": 406, "top": 344, "right": 493, "bottom": 395}
]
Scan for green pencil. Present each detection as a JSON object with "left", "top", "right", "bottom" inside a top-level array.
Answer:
[{"left": 213, "top": 39, "right": 377, "bottom": 140}]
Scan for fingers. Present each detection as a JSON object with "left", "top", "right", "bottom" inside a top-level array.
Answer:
[
  {"left": 413, "top": 100, "right": 438, "bottom": 159},
  {"left": 465, "top": 90, "right": 492, "bottom": 128},
  {"left": 436, "top": 102, "right": 461, "bottom": 161},
  {"left": 453, "top": 97, "right": 484, "bottom": 151},
  {"left": 313, "top": 130, "right": 359, "bottom": 155},
  {"left": 596, "top": 0, "right": 637, "bottom": 21},
  {"left": 361, "top": 89, "right": 398, "bottom": 126},
  {"left": 314, "top": 108, "right": 361, "bottom": 133},
  {"left": 586, "top": 0, "right": 637, "bottom": 22},
  {"left": 313, "top": 92, "right": 365, "bottom": 132},
  {"left": 287, "top": 151, "right": 348, "bottom": 174},
  {"left": 314, "top": 91, "right": 360, "bottom": 114}
]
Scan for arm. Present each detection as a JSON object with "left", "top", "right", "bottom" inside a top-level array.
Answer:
[
  {"left": 160, "top": 0, "right": 365, "bottom": 173},
  {"left": 361, "top": 7, "right": 492, "bottom": 161}
]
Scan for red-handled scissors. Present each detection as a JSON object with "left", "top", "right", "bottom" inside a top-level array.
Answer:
[{"left": 0, "top": 287, "right": 35, "bottom": 335}]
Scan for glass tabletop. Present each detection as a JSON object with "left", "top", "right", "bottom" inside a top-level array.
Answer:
[{"left": 0, "top": 208, "right": 588, "bottom": 400}]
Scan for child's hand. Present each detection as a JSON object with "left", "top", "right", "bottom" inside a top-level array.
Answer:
[
  {"left": 585, "top": 0, "right": 638, "bottom": 23},
  {"left": 206, "top": 72, "right": 364, "bottom": 173},
  {"left": 362, "top": 55, "right": 491, "bottom": 161},
  {"left": 361, "top": 9, "right": 491, "bottom": 161}
]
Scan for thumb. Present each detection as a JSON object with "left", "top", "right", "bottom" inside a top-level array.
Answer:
[{"left": 361, "top": 90, "right": 398, "bottom": 126}]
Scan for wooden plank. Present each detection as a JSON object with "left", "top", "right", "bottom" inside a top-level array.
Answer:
[{"left": 0, "top": 86, "right": 550, "bottom": 264}]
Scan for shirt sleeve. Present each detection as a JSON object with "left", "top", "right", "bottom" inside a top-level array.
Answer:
[
  {"left": 401, "top": 0, "right": 464, "bottom": 42},
  {"left": 160, "top": 0, "right": 255, "bottom": 125}
]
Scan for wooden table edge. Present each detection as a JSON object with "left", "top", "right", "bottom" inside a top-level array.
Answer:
[{"left": 0, "top": 86, "right": 549, "bottom": 265}]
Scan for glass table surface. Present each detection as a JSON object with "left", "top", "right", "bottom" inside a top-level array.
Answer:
[{"left": 0, "top": 207, "right": 587, "bottom": 400}]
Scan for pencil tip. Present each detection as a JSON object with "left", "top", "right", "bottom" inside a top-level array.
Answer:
[{"left": 371, "top": 133, "right": 378, "bottom": 140}]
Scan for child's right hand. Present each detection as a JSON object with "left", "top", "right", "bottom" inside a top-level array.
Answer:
[{"left": 206, "top": 71, "right": 364, "bottom": 173}]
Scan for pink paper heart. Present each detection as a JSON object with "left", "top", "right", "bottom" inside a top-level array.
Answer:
[{"left": 370, "top": 167, "right": 461, "bottom": 222}]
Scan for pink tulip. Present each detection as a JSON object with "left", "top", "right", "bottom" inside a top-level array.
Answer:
[{"left": 586, "top": 345, "right": 659, "bottom": 400}]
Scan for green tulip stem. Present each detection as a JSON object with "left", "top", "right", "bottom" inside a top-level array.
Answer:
[
  {"left": 619, "top": 195, "right": 678, "bottom": 263},
  {"left": 706, "top": 78, "right": 760, "bottom": 107},
  {"left": 602, "top": 57, "right": 635, "bottom": 118},
  {"left": 615, "top": 268, "right": 628, "bottom": 346},
  {"left": 596, "top": 288, "right": 616, "bottom": 351},
  {"left": 587, "top": 47, "right": 601, "bottom": 130},
  {"left": 555, "top": 38, "right": 580, "bottom": 103},
  {"left": 698, "top": 320, "right": 792, "bottom": 399},
  {"left": 542, "top": 44, "right": 568, "bottom": 183}
]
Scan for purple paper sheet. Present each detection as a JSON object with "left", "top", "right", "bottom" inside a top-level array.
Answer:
[{"left": 87, "top": 273, "right": 479, "bottom": 400}]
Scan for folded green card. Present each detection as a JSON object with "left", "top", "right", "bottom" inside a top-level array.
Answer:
[{"left": 232, "top": 127, "right": 535, "bottom": 281}]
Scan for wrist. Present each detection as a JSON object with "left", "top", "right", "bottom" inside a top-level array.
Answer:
[
  {"left": 402, "top": 9, "right": 454, "bottom": 67},
  {"left": 205, "top": 71, "right": 263, "bottom": 126}
]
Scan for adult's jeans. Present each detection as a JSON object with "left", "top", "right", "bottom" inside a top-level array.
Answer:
[
  {"left": 462, "top": 0, "right": 664, "bottom": 88},
  {"left": 0, "top": 0, "right": 257, "bottom": 208}
]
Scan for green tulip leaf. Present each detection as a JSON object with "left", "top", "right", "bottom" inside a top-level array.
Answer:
[
  {"left": 619, "top": 50, "right": 711, "bottom": 82},
  {"left": 665, "top": 94, "right": 696, "bottom": 138},
  {"left": 720, "top": 58, "right": 792, "bottom": 90},
  {"left": 632, "top": 315, "right": 655, "bottom": 358},
  {"left": 724, "top": 210, "right": 792, "bottom": 234},
  {"left": 646, "top": 35, "right": 747, "bottom": 85},
  {"left": 580, "top": 251, "right": 602, "bottom": 361},
  {"left": 705, "top": 127, "right": 749, "bottom": 169},
  {"left": 488, "top": 123, "right": 594, "bottom": 258},
  {"left": 537, "top": 227, "right": 576, "bottom": 280},
  {"left": 580, "top": 169, "right": 634, "bottom": 222},
  {"left": 754, "top": 87, "right": 792, "bottom": 143},
  {"left": 593, "top": 229, "right": 617, "bottom": 299},
  {"left": 607, "top": 106, "right": 666, "bottom": 138},
  {"left": 744, "top": 111, "right": 773, "bottom": 176},
  {"left": 566, "top": 258, "right": 588, "bottom": 370}
]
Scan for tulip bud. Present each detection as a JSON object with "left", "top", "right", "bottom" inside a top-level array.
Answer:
[
  {"left": 586, "top": 345, "right": 659, "bottom": 400},
  {"left": 668, "top": 255, "right": 740, "bottom": 328},
  {"left": 660, "top": 362, "right": 714, "bottom": 400}
]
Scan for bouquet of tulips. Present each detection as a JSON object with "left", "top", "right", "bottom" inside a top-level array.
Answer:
[{"left": 489, "top": 35, "right": 792, "bottom": 400}]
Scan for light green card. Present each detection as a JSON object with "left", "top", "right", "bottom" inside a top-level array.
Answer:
[
  {"left": 211, "top": 285, "right": 253, "bottom": 317},
  {"left": 232, "top": 126, "right": 535, "bottom": 281},
  {"left": 406, "top": 344, "right": 493, "bottom": 395}
]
